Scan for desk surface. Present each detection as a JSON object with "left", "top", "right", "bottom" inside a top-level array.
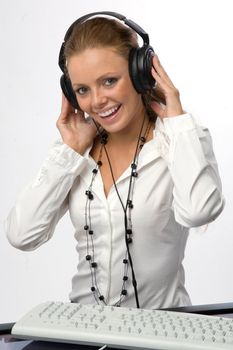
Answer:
[{"left": 1, "top": 302, "right": 233, "bottom": 350}]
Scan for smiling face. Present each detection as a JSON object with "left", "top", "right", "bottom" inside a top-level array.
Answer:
[{"left": 67, "top": 47, "right": 145, "bottom": 136}]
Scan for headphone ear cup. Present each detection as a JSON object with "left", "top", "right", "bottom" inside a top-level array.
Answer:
[
  {"left": 60, "top": 74, "right": 80, "bottom": 110},
  {"left": 129, "top": 46, "right": 155, "bottom": 94},
  {"left": 129, "top": 48, "right": 140, "bottom": 93}
]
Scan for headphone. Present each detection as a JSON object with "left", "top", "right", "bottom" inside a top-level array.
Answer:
[{"left": 58, "top": 11, "right": 155, "bottom": 110}]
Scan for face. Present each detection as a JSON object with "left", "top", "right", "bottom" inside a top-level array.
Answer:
[{"left": 67, "top": 47, "right": 145, "bottom": 135}]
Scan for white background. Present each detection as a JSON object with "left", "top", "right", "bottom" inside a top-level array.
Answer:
[{"left": 0, "top": 0, "right": 232, "bottom": 323}]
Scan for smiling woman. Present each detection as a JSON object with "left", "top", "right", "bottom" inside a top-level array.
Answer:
[{"left": 5, "top": 12, "right": 225, "bottom": 310}]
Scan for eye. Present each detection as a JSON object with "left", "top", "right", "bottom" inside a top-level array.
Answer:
[
  {"left": 104, "top": 78, "right": 117, "bottom": 86},
  {"left": 75, "top": 86, "right": 88, "bottom": 95}
]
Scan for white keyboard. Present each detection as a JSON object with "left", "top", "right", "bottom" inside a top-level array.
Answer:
[{"left": 11, "top": 301, "right": 233, "bottom": 350}]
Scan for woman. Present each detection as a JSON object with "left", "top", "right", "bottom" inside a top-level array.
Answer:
[{"left": 6, "top": 14, "right": 224, "bottom": 309}]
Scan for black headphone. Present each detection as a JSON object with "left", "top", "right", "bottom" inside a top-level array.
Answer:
[{"left": 58, "top": 11, "right": 155, "bottom": 110}]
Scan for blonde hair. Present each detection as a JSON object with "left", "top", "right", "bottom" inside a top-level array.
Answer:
[{"left": 64, "top": 17, "right": 165, "bottom": 120}]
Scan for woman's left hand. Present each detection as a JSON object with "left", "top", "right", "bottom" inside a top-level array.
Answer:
[{"left": 150, "top": 55, "right": 184, "bottom": 119}]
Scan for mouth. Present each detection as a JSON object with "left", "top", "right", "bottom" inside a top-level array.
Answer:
[{"left": 97, "top": 104, "right": 121, "bottom": 119}]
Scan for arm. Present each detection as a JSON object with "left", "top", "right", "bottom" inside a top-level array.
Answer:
[
  {"left": 5, "top": 141, "right": 89, "bottom": 250},
  {"left": 151, "top": 55, "right": 224, "bottom": 227},
  {"left": 6, "top": 94, "right": 96, "bottom": 251}
]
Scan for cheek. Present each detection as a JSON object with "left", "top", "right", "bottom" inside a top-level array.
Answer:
[
  {"left": 113, "top": 81, "right": 133, "bottom": 102},
  {"left": 76, "top": 97, "right": 90, "bottom": 113},
  {"left": 120, "top": 78, "right": 139, "bottom": 102}
]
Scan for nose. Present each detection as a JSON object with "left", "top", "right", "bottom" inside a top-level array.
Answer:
[{"left": 91, "top": 88, "right": 107, "bottom": 110}]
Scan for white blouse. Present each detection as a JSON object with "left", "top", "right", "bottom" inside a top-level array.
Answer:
[{"left": 6, "top": 114, "right": 224, "bottom": 309}]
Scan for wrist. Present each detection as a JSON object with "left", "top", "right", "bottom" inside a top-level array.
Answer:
[{"left": 62, "top": 138, "right": 91, "bottom": 155}]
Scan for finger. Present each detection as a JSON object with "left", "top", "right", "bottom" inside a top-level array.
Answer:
[
  {"left": 152, "top": 55, "right": 170, "bottom": 80},
  {"left": 152, "top": 55, "right": 175, "bottom": 88},
  {"left": 74, "top": 111, "right": 86, "bottom": 124},
  {"left": 57, "top": 93, "right": 76, "bottom": 125},
  {"left": 151, "top": 67, "right": 171, "bottom": 92},
  {"left": 150, "top": 101, "right": 165, "bottom": 118}
]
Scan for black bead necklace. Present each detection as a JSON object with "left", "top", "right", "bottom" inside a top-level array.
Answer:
[{"left": 84, "top": 119, "right": 152, "bottom": 307}]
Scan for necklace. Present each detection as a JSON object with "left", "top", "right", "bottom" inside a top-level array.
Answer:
[{"left": 84, "top": 119, "right": 152, "bottom": 307}]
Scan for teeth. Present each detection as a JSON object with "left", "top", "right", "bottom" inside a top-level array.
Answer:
[{"left": 98, "top": 106, "right": 119, "bottom": 117}]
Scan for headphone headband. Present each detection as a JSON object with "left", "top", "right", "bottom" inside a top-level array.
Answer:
[{"left": 63, "top": 11, "right": 150, "bottom": 45}]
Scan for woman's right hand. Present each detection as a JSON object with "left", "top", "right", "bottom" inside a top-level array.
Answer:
[{"left": 56, "top": 94, "right": 97, "bottom": 154}]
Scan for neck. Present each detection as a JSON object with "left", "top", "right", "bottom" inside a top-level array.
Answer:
[{"left": 107, "top": 114, "right": 151, "bottom": 148}]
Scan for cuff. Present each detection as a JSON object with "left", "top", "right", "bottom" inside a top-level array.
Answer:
[
  {"left": 161, "top": 113, "right": 196, "bottom": 137},
  {"left": 46, "top": 139, "right": 89, "bottom": 174}
]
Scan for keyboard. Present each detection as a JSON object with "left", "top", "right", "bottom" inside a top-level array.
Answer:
[{"left": 11, "top": 301, "right": 233, "bottom": 350}]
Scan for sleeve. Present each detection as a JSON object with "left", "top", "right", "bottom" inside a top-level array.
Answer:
[
  {"left": 5, "top": 140, "right": 89, "bottom": 251},
  {"left": 155, "top": 113, "right": 225, "bottom": 228}
]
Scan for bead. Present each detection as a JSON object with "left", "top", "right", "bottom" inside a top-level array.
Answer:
[
  {"left": 89, "top": 230, "right": 94, "bottom": 235},
  {"left": 91, "top": 286, "right": 96, "bottom": 292},
  {"left": 100, "top": 132, "right": 108, "bottom": 140},
  {"left": 97, "top": 160, "right": 102, "bottom": 166},
  {"left": 123, "top": 276, "right": 128, "bottom": 281},
  {"left": 131, "top": 163, "right": 137, "bottom": 169},
  {"left": 121, "top": 289, "right": 127, "bottom": 296},
  {"left": 91, "top": 262, "right": 98, "bottom": 268},
  {"left": 123, "top": 259, "right": 128, "bottom": 264},
  {"left": 127, "top": 200, "right": 134, "bottom": 209},
  {"left": 85, "top": 190, "right": 94, "bottom": 200},
  {"left": 126, "top": 229, "right": 132, "bottom": 235},
  {"left": 140, "top": 136, "right": 146, "bottom": 142},
  {"left": 86, "top": 255, "right": 91, "bottom": 261},
  {"left": 99, "top": 295, "right": 105, "bottom": 301},
  {"left": 100, "top": 134, "right": 108, "bottom": 144},
  {"left": 92, "top": 168, "right": 98, "bottom": 174},
  {"left": 84, "top": 225, "right": 89, "bottom": 230},
  {"left": 132, "top": 171, "right": 138, "bottom": 177},
  {"left": 127, "top": 237, "right": 133, "bottom": 244}
]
